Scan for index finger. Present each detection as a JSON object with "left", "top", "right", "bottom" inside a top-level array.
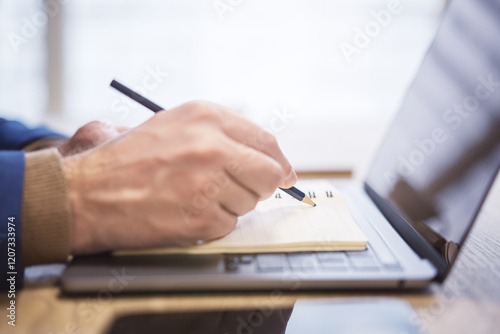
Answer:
[{"left": 208, "top": 102, "right": 298, "bottom": 188}]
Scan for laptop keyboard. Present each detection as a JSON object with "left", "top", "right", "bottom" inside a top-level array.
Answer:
[{"left": 224, "top": 245, "right": 401, "bottom": 273}]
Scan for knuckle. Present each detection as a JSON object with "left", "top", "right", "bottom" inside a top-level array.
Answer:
[
  {"left": 258, "top": 129, "right": 278, "bottom": 148},
  {"left": 185, "top": 100, "right": 221, "bottom": 123},
  {"left": 184, "top": 100, "right": 206, "bottom": 112}
]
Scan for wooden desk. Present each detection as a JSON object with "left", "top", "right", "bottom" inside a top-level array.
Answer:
[{"left": 2, "top": 177, "right": 499, "bottom": 334}]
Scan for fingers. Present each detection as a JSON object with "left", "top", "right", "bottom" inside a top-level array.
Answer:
[
  {"left": 213, "top": 103, "right": 297, "bottom": 188},
  {"left": 195, "top": 172, "right": 272, "bottom": 242},
  {"left": 159, "top": 101, "right": 297, "bottom": 188},
  {"left": 217, "top": 176, "right": 259, "bottom": 216},
  {"left": 182, "top": 199, "right": 239, "bottom": 242},
  {"left": 204, "top": 205, "right": 238, "bottom": 242},
  {"left": 223, "top": 140, "right": 285, "bottom": 200}
]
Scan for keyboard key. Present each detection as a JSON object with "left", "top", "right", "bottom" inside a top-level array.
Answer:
[
  {"left": 346, "top": 252, "right": 380, "bottom": 271},
  {"left": 346, "top": 249, "right": 373, "bottom": 258},
  {"left": 316, "top": 252, "right": 346, "bottom": 263},
  {"left": 319, "top": 260, "right": 348, "bottom": 271},
  {"left": 315, "top": 252, "right": 348, "bottom": 270},
  {"left": 348, "top": 246, "right": 400, "bottom": 269},
  {"left": 287, "top": 253, "right": 316, "bottom": 272},
  {"left": 256, "top": 254, "right": 285, "bottom": 272},
  {"left": 224, "top": 255, "right": 239, "bottom": 272},
  {"left": 238, "top": 255, "right": 254, "bottom": 264}
]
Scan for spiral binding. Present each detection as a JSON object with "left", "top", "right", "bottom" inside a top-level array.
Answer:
[{"left": 274, "top": 190, "right": 334, "bottom": 198}]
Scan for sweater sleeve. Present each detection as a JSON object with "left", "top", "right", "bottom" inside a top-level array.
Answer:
[
  {"left": 23, "top": 137, "right": 67, "bottom": 152},
  {"left": 21, "top": 149, "right": 72, "bottom": 266},
  {"left": 0, "top": 151, "right": 25, "bottom": 291},
  {"left": 0, "top": 119, "right": 71, "bottom": 291},
  {"left": 0, "top": 118, "right": 67, "bottom": 150}
]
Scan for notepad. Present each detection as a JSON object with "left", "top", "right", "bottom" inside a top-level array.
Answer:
[{"left": 118, "top": 180, "right": 368, "bottom": 255}]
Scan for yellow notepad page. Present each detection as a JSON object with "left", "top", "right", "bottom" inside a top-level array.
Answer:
[{"left": 117, "top": 180, "right": 368, "bottom": 255}]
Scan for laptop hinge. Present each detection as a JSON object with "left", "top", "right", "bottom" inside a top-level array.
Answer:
[{"left": 363, "top": 182, "right": 448, "bottom": 281}]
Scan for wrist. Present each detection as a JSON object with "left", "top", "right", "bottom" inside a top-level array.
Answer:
[{"left": 62, "top": 153, "right": 96, "bottom": 255}]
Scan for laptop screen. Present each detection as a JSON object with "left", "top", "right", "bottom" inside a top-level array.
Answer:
[{"left": 365, "top": 0, "right": 500, "bottom": 267}]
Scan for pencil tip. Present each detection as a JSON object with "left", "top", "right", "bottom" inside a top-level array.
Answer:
[{"left": 302, "top": 196, "right": 316, "bottom": 207}]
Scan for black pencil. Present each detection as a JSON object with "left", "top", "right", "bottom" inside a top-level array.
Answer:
[
  {"left": 110, "top": 80, "right": 163, "bottom": 112},
  {"left": 279, "top": 187, "right": 316, "bottom": 207},
  {"left": 109, "top": 79, "right": 316, "bottom": 207}
]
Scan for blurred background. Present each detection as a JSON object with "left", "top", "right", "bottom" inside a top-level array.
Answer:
[{"left": 0, "top": 0, "right": 446, "bottom": 175}]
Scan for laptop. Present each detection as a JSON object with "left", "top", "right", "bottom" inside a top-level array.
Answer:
[{"left": 61, "top": 0, "right": 500, "bottom": 293}]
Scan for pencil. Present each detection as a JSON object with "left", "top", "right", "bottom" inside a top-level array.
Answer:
[
  {"left": 109, "top": 79, "right": 317, "bottom": 207},
  {"left": 110, "top": 80, "right": 163, "bottom": 112},
  {"left": 279, "top": 187, "right": 316, "bottom": 207}
]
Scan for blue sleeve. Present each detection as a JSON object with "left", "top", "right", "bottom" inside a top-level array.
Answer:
[
  {"left": 0, "top": 151, "right": 25, "bottom": 291},
  {"left": 0, "top": 118, "right": 67, "bottom": 291},
  {"left": 0, "top": 118, "right": 66, "bottom": 150}
]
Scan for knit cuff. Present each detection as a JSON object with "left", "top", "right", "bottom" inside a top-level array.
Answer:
[
  {"left": 23, "top": 137, "right": 67, "bottom": 152},
  {"left": 21, "top": 149, "right": 73, "bottom": 266}
]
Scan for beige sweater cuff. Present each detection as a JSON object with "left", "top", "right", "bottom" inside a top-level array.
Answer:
[
  {"left": 23, "top": 137, "right": 67, "bottom": 152},
  {"left": 22, "top": 149, "right": 73, "bottom": 266}
]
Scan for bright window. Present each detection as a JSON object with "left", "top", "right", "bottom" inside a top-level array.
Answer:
[{"left": 1, "top": 1, "right": 445, "bottom": 130}]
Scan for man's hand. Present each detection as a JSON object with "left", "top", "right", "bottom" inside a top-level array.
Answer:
[
  {"left": 63, "top": 101, "right": 298, "bottom": 255},
  {"left": 58, "top": 121, "right": 129, "bottom": 157}
]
